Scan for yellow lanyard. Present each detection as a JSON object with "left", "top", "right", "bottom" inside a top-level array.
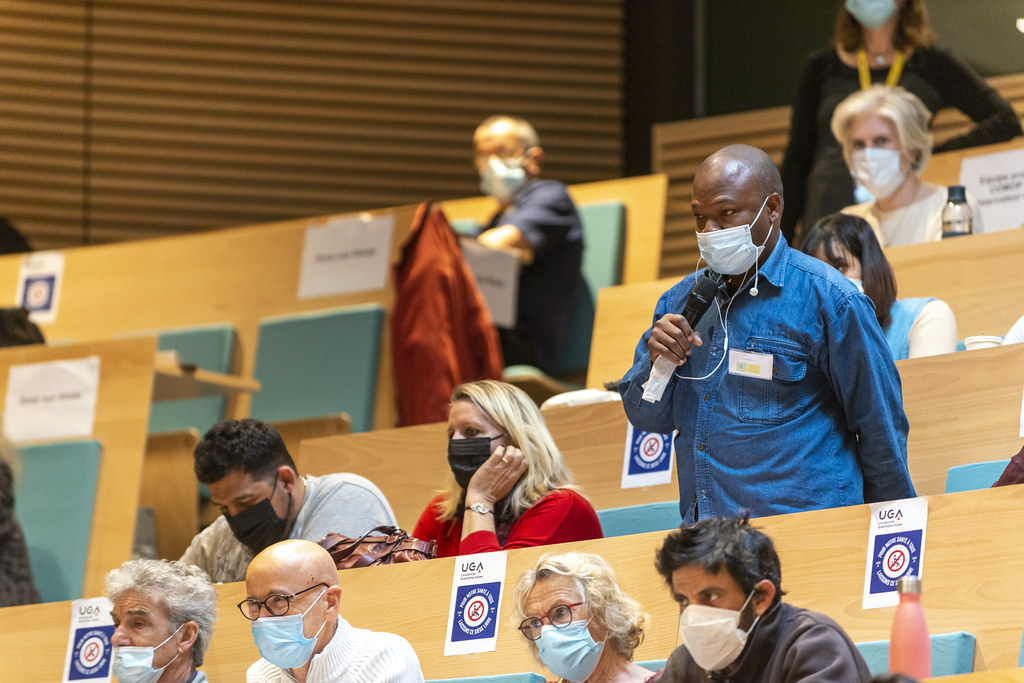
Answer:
[{"left": 857, "top": 49, "right": 905, "bottom": 90}]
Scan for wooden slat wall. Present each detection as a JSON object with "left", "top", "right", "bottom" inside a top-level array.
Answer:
[
  {"left": 0, "top": 0, "right": 623, "bottom": 249},
  {"left": 0, "top": 2, "right": 86, "bottom": 246},
  {"left": 653, "top": 73, "right": 1024, "bottom": 277}
]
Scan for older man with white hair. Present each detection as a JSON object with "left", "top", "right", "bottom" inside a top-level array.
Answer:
[{"left": 106, "top": 558, "right": 218, "bottom": 683}]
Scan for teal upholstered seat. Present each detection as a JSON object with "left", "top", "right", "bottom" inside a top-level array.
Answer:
[
  {"left": 855, "top": 631, "right": 975, "bottom": 677},
  {"left": 597, "top": 501, "right": 681, "bottom": 538},
  {"left": 250, "top": 305, "right": 384, "bottom": 433},
  {"left": 149, "top": 324, "right": 236, "bottom": 435},
  {"left": 14, "top": 440, "right": 103, "bottom": 602},
  {"left": 944, "top": 460, "right": 1010, "bottom": 493}
]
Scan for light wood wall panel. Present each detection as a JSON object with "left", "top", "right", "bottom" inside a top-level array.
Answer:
[{"left": 0, "top": 0, "right": 623, "bottom": 249}]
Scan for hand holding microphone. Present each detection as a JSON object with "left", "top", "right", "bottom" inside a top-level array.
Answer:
[{"left": 643, "top": 273, "right": 719, "bottom": 403}]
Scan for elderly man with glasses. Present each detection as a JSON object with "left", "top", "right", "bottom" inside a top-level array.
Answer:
[{"left": 239, "top": 539, "right": 423, "bottom": 683}]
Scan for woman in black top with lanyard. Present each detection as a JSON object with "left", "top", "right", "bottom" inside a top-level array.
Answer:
[{"left": 779, "top": 0, "right": 1022, "bottom": 241}]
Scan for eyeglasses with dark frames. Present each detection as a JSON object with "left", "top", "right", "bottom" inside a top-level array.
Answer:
[
  {"left": 237, "top": 582, "right": 327, "bottom": 621},
  {"left": 517, "top": 601, "right": 584, "bottom": 641}
]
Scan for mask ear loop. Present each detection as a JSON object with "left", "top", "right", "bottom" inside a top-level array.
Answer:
[{"left": 749, "top": 216, "right": 775, "bottom": 297}]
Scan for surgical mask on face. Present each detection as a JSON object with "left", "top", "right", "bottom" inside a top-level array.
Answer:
[
  {"left": 536, "top": 620, "right": 605, "bottom": 683},
  {"left": 447, "top": 434, "right": 506, "bottom": 490},
  {"left": 111, "top": 624, "right": 183, "bottom": 683},
  {"left": 845, "top": 0, "right": 898, "bottom": 29},
  {"left": 696, "top": 195, "right": 772, "bottom": 276},
  {"left": 224, "top": 478, "right": 290, "bottom": 553},
  {"left": 847, "top": 277, "right": 865, "bottom": 294},
  {"left": 480, "top": 156, "right": 527, "bottom": 204},
  {"left": 850, "top": 148, "right": 905, "bottom": 201},
  {"left": 677, "top": 590, "right": 759, "bottom": 672},
  {"left": 251, "top": 587, "right": 329, "bottom": 670}
]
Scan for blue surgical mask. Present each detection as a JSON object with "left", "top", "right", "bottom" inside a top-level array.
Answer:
[
  {"left": 845, "top": 0, "right": 898, "bottom": 29},
  {"left": 696, "top": 195, "right": 772, "bottom": 276},
  {"left": 251, "top": 587, "right": 329, "bottom": 670},
  {"left": 536, "top": 620, "right": 605, "bottom": 683},
  {"left": 480, "top": 156, "right": 527, "bottom": 204},
  {"left": 111, "top": 624, "right": 183, "bottom": 683}
]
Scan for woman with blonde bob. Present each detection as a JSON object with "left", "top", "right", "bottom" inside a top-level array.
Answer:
[
  {"left": 833, "top": 85, "right": 983, "bottom": 246},
  {"left": 513, "top": 552, "right": 659, "bottom": 683},
  {"left": 413, "top": 380, "right": 602, "bottom": 557}
]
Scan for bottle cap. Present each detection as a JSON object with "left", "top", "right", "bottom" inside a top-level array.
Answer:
[
  {"left": 897, "top": 575, "right": 922, "bottom": 594},
  {"left": 947, "top": 185, "right": 967, "bottom": 203}
]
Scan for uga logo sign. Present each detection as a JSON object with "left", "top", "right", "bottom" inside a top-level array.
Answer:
[{"left": 878, "top": 508, "right": 903, "bottom": 521}]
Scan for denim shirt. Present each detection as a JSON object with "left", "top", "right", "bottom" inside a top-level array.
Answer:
[{"left": 618, "top": 236, "right": 914, "bottom": 523}]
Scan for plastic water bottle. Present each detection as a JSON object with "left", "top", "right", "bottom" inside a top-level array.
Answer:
[
  {"left": 889, "top": 575, "right": 931, "bottom": 678},
  {"left": 941, "top": 185, "right": 973, "bottom": 238}
]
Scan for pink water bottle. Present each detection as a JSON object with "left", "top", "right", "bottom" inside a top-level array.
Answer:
[{"left": 889, "top": 575, "right": 931, "bottom": 678}]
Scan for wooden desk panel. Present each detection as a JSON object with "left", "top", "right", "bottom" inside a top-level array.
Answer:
[
  {"left": 0, "top": 337, "right": 156, "bottom": 598},
  {"left": 6, "top": 486, "right": 1018, "bottom": 680}
]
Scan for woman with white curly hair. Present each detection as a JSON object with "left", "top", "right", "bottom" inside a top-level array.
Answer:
[{"left": 512, "top": 552, "right": 660, "bottom": 683}]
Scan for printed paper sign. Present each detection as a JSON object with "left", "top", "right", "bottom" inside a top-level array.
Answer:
[
  {"left": 959, "top": 148, "right": 1024, "bottom": 233},
  {"left": 62, "top": 597, "right": 114, "bottom": 682},
  {"left": 621, "top": 422, "right": 675, "bottom": 489},
  {"left": 444, "top": 551, "right": 508, "bottom": 656},
  {"left": 862, "top": 496, "right": 928, "bottom": 609},
  {"left": 297, "top": 214, "right": 394, "bottom": 299},
  {"left": 16, "top": 251, "right": 65, "bottom": 324},
  {"left": 3, "top": 356, "right": 101, "bottom": 442},
  {"left": 460, "top": 239, "right": 520, "bottom": 328}
]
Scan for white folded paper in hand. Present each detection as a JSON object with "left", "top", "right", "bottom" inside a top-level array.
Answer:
[{"left": 642, "top": 354, "right": 677, "bottom": 403}]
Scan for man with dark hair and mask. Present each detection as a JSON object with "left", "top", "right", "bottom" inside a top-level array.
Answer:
[
  {"left": 472, "top": 115, "right": 584, "bottom": 375},
  {"left": 655, "top": 515, "right": 870, "bottom": 682},
  {"left": 618, "top": 144, "right": 914, "bottom": 524},
  {"left": 179, "top": 418, "right": 397, "bottom": 583},
  {"left": 241, "top": 539, "right": 423, "bottom": 682}
]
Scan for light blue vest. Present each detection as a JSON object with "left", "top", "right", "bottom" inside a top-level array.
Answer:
[{"left": 884, "top": 297, "right": 934, "bottom": 360}]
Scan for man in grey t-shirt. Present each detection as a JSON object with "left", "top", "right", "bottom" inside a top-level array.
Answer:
[{"left": 179, "top": 418, "right": 397, "bottom": 583}]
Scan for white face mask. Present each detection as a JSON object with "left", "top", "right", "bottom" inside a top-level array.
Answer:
[
  {"left": 695, "top": 195, "right": 772, "bottom": 276},
  {"left": 847, "top": 276, "right": 865, "bottom": 294},
  {"left": 479, "top": 156, "right": 527, "bottom": 204},
  {"left": 677, "top": 590, "right": 759, "bottom": 672},
  {"left": 850, "top": 148, "right": 905, "bottom": 201},
  {"left": 112, "top": 624, "right": 183, "bottom": 683}
]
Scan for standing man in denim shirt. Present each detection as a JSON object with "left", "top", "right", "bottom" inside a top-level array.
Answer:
[{"left": 618, "top": 144, "right": 914, "bottom": 524}]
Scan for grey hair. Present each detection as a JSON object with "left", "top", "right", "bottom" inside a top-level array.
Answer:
[
  {"left": 105, "top": 559, "right": 218, "bottom": 668},
  {"left": 512, "top": 552, "right": 647, "bottom": 664},
  {"left": 831, "top": 85, "right": 934, "bottom": 173}
]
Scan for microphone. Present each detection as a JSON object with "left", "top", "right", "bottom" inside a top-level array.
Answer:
[{"left": 642, "top": 272, "right": 720, "bottom": 403}]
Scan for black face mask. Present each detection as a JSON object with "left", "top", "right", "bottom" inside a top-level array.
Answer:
[
  {"left": 447, "top": 434, "right": 505, "bottom": 490},
  {"left": 224, "top": 479, "right": 291, "bottom": 553}
]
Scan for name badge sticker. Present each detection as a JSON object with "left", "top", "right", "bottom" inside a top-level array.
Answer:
[{"left": 728, "top": 349, "right": 773, "bottom": 380}]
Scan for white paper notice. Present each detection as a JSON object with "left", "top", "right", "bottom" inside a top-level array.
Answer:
[
  {"left": 862, "top": 496, "right": 928, "bottom": 609},
  {"left": 959, "top": 148, "right": 1024, "bottom": 232},
  {"left": 297, "top": 214, "right": 394, "bottom": 299},
  {"left": 621, "top": 422, "right": 675, "bottom": 489},
  {"left": 16, "top": 250, "right": 65, "bottom": 324},
  {"left": 444, "top": 551, "right": 508, "bottom": 656},
  {"left": 1019, "top": 385, "right": 1024, "bottom": 439},
  {"left": 62, "top": 597, "right": 115, "bottom": 682},
  {"left": 460, "top": 239, "right": 520, "bottom": 328},
  {"left": 4, "top": 356, "right": 101, "bottom": 442}
]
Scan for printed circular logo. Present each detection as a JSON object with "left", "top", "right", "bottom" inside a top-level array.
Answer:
[
  {"left": 71, "top": 627, "right": 111, "bottom": 677},
  {"left": 881, "top": 543, "right": 910, "bottom": 579},
  {"left": 26, "top": 279, "right": 52, "bottom": 308},
  {"left": 638, "top": 434, "right": 666, "bottom": 463},
  {"left": 462, "top": 595, "right": 489, "bottom": 628}
]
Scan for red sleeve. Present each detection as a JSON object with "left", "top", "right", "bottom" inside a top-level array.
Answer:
[
  {"left": 992, "top": 443, "right": 1024, "bottom": 487},
  {"left": 459, "top": 490, "right": 603, "bottom": 555},
  {"left": 414, "top": 494, "right": 464, "bottom": 558}
]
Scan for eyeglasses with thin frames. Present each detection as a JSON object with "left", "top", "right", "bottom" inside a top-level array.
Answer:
[
  {"left": 237, "top": 582, "right": 327, "bottom": 621},
  {"left": 517, "top": 601, "right": 584, "bottom": 641}
]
